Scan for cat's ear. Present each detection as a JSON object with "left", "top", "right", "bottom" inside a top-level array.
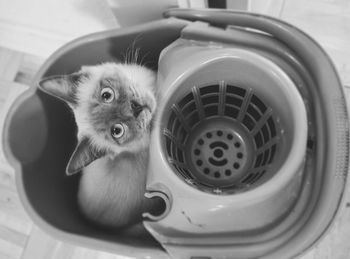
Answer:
[
  {"left": 66, "top": 137, "right": 106, "bottom": 175},
  {"left": 38, "top": 72, "right": 85, "bottom": 106}
]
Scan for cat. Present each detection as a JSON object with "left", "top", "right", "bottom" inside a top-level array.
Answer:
[{"left": 39, "top": 62, "right": 159, "bottom": 230}]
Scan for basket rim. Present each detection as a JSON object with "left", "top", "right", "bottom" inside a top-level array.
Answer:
[{"left": 156, "top": 47, "right": 308, "bottom": 200}]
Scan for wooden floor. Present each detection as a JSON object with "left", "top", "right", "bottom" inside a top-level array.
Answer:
[{"left": 0, "top": 0, "right": 350, "bottom": 258}]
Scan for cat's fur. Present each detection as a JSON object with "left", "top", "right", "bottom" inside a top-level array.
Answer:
[{"left": 39, "top": 62, "right": 158, "bottom": 229}]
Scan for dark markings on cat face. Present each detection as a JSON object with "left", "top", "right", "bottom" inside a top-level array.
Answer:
[
  {"left": 88, "top": 75, "right": 153, "bottom": 146},
  {"left": 66, "top": 137, "right": 106, "bottom": 175},
  {"left": 39, "top": 72, "right": 89, "bottom": 106}
]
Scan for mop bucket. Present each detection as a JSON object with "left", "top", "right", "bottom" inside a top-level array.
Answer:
[{"left": 3, "top": 9, "right": 349, "bottom": 259}]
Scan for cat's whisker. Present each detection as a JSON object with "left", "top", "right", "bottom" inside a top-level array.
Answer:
[
  {"left": 125, "top": 39, "right": 135, "bottom": 64},
  {"left": 133, "top": 47, "right": 140, "bottom": 64},
  {"left": 122, "top": 52, "right": 128, "bottom": 64},
  {"left": 123, "top": 42, "right": 134, "bottom": 64},
  {"left": 124, "top": 35, "right": 148, "bottom": 65},
  {"left": 139, "top": 51, "right": 150, "bottom": 67}
]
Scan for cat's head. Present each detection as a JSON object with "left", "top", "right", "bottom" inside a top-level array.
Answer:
[{"left": 39, "top": 62, "right": 156, "bottom": 175}]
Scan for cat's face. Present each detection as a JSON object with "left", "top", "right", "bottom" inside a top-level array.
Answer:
[
  {"left": 39, "top": 63, "right": 156, "bottom": 174},
  {"left": 75, "top": 63, "right": 157, "bottom": 152}
]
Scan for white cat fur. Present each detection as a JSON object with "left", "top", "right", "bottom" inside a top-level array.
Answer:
[{"left": 71, "top": 63, "right": 157, "bottom": 228}]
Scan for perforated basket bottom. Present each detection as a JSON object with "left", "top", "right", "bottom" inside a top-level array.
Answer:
[
  {"left": 163, "top": 83, "right": 281, "bottom": 194},
  {"left": 186, "top": 118, "right": 254, "bottom": 188}
]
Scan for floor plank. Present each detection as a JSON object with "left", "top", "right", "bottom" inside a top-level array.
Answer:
[
  {"left": 21, "top": 226, "right": 66, "bottom": 259},
  {"left": 14, "top": 54, "right": 44, "bottom": 85},
  {"left": 281, "top": 0, "right": 350, "bottom": 86},
  {"left": 0, "top": 48, "right": 23, "bottom": 81},
  {"left": 0, "top": 0, "right": 118, "bottom": 57},
  {"left": 0, "top": 238, "right": 22, "bottom": 259}
]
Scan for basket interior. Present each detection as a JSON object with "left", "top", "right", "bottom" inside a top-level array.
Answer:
[{"left": 163, "top": 82, "right": 284, "bottom": 194}]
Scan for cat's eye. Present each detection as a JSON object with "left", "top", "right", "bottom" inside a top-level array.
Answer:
[
  {"left": 101, "top": 87, "right": 115, "bottom": 103},
  {"left": 111, "top": 123, "right": 125, "bottom": 139}
]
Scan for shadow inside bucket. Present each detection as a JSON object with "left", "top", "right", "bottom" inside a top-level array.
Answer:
[
  {"left": 8, "top": 92, "right": 160, "bottom": 247},
  {"left": 5, "top": 20, "right": 189, "bottom": 251}
]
